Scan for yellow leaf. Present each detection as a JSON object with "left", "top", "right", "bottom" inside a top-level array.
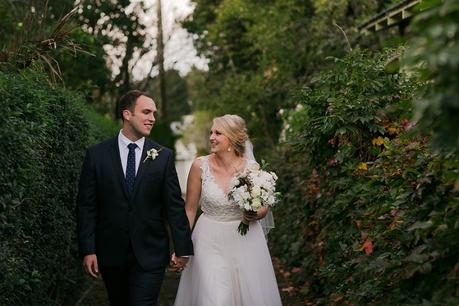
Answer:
[
  {"left": 388, "top": 126, "right": 401, "bottom": 135},
  {"left": 372, "top": 136, "right": 384, "bottom": 146},
  {"left": 357, "top": 162, "right": 368, "bottom": 171}
]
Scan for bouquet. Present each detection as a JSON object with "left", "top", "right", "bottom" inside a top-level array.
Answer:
[{"left": 228, "top": 164, "right": 279, "bottom": 235}]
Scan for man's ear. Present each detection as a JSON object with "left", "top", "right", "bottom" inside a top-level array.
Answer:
[{"left": 122, "top": 109, "right": 131, "bottom": 121}]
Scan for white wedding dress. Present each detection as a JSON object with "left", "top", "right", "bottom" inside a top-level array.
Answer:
[{"left": 174, "top": 156, "right": 282, "bottom": 306}]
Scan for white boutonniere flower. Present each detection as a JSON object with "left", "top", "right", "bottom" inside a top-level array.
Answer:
[{"left": 143, "top": 148, "right": 163, "bottom": 163}]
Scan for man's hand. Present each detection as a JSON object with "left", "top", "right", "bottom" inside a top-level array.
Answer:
[
  {"left": 169, "top": 253, "right": 189, "bottom": 272},
  {"left": 83, "top": 254, "right": 99, "bottom": 279}
]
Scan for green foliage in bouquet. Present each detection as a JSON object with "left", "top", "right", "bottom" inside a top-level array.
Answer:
[{"left": 269, "top": 48, "right": 459, "bottom": 305}]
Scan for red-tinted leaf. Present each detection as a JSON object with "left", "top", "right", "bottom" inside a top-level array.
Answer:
[
  {"left": 363, "top": 239, "right": 373, "bottom": 255},
  {"left": 292, "top": 267, "right": 302, "bottom": 273}
]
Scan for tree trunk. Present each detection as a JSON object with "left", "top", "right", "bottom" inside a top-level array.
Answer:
[
  {"left": 157, "top": 0, "right": 168, "bottom": 120},
  {"left": 114, "top": 33, "right": 135, "bottom": 119}
]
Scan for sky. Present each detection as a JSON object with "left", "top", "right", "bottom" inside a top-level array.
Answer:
[{"left": 102, "top": 0, "right": 209, "bottom": 81}]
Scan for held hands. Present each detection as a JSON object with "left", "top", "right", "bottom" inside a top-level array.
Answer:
[
  {"left": 83, "top": 254, "right": 99, "bottom": 279},
  {"left": 169, "top": 252, "right": 189, "bottom": 273}
]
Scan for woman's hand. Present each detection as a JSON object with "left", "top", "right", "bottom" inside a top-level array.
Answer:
[
  {"left": 242, "top": 207, "right": 269, "bottom": 223},
  {"left": 242, "top": 210, "right": 258, "bottom": 224}
]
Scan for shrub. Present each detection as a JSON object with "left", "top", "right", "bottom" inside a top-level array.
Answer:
[
  {"left": 404, "top": 0, "right": 459, "bottom": 151},
  {"left": 269, "top": 49, "right": 459, "bottom": 305},
  {"left": 0, "top": 70, "right": 115, "bottom": 305}
]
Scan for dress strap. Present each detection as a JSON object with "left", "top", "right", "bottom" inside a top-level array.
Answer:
[{"left": 198, "top": 156, "right": 210, "bottom": 181}]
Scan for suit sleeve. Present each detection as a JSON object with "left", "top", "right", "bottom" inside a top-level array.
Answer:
[
  {"left": 76, "top": 148, "right": 98, "bottom": 258},
  {"left": 163, "top": 150, "right": 194, "bottom": 256}
]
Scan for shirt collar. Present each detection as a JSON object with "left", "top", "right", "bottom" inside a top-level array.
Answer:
[{"left": 118, "top": 130, "right": 145, "bottom": 151}]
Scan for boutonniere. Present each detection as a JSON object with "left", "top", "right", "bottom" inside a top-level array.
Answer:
[{"left": 143, "top": 148, "right": 163, "bottom": 163}]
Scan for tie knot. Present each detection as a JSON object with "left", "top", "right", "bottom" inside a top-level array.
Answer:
[{"left": 128, "top": 143, "right": 137, "bottom": 151}]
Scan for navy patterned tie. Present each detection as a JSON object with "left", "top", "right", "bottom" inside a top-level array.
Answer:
[{"left": 126, "top": 143, "right": 138, "bottom": 195}]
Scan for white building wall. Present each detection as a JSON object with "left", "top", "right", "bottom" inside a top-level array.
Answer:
[{"left": 174, "top": 139, "right": 197, "bottom": 196}]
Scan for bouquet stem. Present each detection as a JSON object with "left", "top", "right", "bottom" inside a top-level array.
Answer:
[{"left": 238, "top": 221, "right": 250, "bottom": 235}]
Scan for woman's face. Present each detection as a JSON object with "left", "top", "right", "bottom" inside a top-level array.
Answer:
[{"left": 209, "top": 123, "right": 231, "bottom": 154}]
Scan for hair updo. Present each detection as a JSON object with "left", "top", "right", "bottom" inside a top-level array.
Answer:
[{"left": 213, "top": 114, "right": 248, "bottom": 157}]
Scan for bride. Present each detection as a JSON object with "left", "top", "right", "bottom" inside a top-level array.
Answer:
[{"left": 173, "top": 114, "right": 282, "bottom": 306}]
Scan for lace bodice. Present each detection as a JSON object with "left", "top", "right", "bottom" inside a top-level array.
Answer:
[{"left": 199, "top": 156, "right": 254, "bottom": 221}]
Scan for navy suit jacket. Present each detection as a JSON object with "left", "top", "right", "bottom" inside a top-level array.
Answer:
[{"left": 76, "top": 136, "right": 193, "bottom": 271}]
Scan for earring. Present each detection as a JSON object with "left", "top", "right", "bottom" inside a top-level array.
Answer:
[{"left": 227, "top": 147, "right": 232, "bottom": 152}]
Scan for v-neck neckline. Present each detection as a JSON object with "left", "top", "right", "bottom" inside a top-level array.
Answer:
[{"left": 206, "top": 156, "right": 248, "bottom": 196}]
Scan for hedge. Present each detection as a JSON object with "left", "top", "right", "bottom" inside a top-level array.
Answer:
[
  {"left": 269, "top": 49, "right": 459, "bottom": 305},
  {"left": 0, "top": 70, "right": 117, "bottom": 305}
]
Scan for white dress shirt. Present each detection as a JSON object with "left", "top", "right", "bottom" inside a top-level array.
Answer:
[{"left": 118, "top": 130, "right": 145, "bottom": 176}]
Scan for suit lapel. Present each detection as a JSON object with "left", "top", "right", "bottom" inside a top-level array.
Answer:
[
  {"left": 110, "top": 137, "right": 130, "bottom": 200},
  {"left": 134, "top": 141, "right": 149, "bottom": 189},
  {"left": 131, "top": 139, "right": 156, "bottom": 200}
]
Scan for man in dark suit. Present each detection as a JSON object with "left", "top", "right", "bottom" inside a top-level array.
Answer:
[{"left": 77, "top": 90, "right": 193, "bottom": 306}]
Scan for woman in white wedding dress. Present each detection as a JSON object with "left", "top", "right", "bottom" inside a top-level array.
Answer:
[{"left": 173, "top": 114, "right": 282, "bottom": 306}]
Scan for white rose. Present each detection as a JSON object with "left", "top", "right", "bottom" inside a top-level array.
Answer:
[
  {"left": 261, "top": 190, "right": 269, "bottom": 202},
  {"left": 252, "top": 198, "right": 262, "bottom": 209},
  {"left": 251, "top": 186, "right": 261, "bottom": 197}
]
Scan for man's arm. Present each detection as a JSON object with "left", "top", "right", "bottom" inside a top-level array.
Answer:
[
  {"left": 76, "top": 148, "right": 98, "bottom": 258},
  {"left": 162, "top": 150, "right": 193, "bottom": 257}
]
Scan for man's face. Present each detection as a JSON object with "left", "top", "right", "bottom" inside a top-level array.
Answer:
[{"left": 123, "top": 95, "right": 157, "bottom": 138}]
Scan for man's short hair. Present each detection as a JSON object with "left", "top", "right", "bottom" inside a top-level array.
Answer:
[{"left": 118, "top": 90, "right": 152, "bottom": 120}]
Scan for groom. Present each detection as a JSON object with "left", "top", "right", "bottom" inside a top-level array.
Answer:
[{"left": 76, "top": 90, "right": 193, "bottom": 306}]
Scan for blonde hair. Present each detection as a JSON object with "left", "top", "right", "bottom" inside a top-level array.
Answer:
[{"left": 213, "top": 114, "right": 248, "bottom": 157}]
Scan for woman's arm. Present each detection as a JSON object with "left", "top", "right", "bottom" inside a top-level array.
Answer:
[{"left": 185, "top": 158, "right": 202, "bottom": 229}]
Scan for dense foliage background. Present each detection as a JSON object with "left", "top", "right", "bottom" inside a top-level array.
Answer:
[
  {"left": 1, "top": 0, "right": 458, "bottom": 304},
  {"left": 271, "top": 49, "right": 459, "bottom": 305},
  {"left": 0, "top": 70, "right": 118, "bottom": 305}
]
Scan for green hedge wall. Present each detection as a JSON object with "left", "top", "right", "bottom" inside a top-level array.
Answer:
[
  {"left": 0, "top": 70, "right": 116, "bottom": 305},
  {"left": 269, "top": 49, "right": 459, "bottom": 305},
  {"left": 405, "top": 0, "right": 459, "bottom": 151}
]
